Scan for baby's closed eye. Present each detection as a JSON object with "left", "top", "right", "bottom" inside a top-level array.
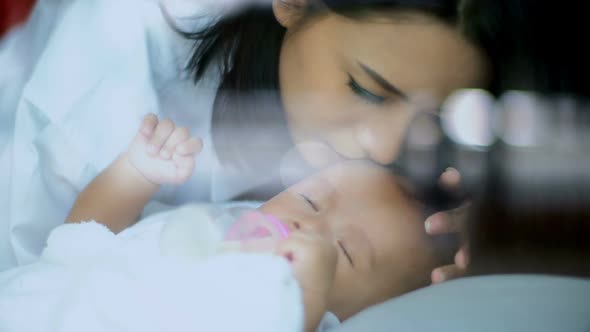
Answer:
[
  {"left": 299, "top": 193, "right": 320, "bottom": 212},
  {"left": 338, "top": 240, "right": 354, "bottom": 267}
]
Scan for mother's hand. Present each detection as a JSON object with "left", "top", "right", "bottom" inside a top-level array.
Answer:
[{"left": 425, "top": 168, "right": 470, "bottom": 284}]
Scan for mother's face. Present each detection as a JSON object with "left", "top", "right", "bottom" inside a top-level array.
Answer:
[{"left": 277, "top": 8, "right": 487, "bottom": 167}]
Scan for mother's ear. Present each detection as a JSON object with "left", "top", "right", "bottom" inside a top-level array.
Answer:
[{"left": 272, "top": 0, "right": 308, "bottom": 28}]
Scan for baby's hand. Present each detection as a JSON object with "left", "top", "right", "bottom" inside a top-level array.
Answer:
[
  {"left": 276, "top": 230, "right": 337, "bottom": 330},
  {"left": 127, "top": 114, "right": 203, "bottom": 185}
]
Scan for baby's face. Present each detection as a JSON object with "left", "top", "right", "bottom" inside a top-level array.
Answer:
[{"left": 258, "top": 161, "right": 435, "bottom": 320}]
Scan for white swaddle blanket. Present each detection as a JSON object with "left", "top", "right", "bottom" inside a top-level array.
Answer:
[{"left": 0, "top": 205, "right": 305, "bottom": 332}]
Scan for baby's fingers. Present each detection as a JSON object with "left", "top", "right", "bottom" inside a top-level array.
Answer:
[
  {"left": 160, "top": 127, "right": 189, "bottom": 159},
  {"left": 148, "top": 119, "right": 174, "bottom": 155},
  {"left": 172, "top": 154, "right": 195, "bottom": 183},
  {"left": 175, "top": 137, "right": 204, "bottom": 156},
  {"left": 137, "top": 113, "right": 158, "bottom": 141}
]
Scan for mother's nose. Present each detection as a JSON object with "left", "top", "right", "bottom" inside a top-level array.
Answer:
[{"left": 357, "top": 106, "right": 417, "bottom": 165}]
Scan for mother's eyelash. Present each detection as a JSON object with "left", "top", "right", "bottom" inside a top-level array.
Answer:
[{"left": 347, "top": 74, "right": 387, "bottom": 105}]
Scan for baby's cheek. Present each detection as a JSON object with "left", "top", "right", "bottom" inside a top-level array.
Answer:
[
  {"left": 325, "top": 268, "right": 365, "bottom": 319},
  {"left": 326, "top": 262, "right": 351, "bottom": 298}
]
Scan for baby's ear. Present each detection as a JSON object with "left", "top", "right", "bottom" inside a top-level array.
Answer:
[{"left": 272, "top": 0, "right": 308, "bottom": 28}]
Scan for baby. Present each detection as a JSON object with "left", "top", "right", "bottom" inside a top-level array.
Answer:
[{"left": 66, "top": 114, "right": 451, "bottom": 331}]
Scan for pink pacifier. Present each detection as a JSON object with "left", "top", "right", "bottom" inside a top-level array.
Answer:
[{"left": 224, "top": 211, "right": 290, "bottom": 252}]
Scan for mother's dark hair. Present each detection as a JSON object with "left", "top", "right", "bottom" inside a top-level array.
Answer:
[
  {"left": 181, "top": 0, "right": 465, "bottom": 173},
  {"left": 461, "top": 0, "right": 589, "bottom": 97}
]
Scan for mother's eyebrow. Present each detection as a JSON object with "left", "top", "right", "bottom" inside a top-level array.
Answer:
[{"left": 357, "top": 61, "right": 409, "bottom": 101}]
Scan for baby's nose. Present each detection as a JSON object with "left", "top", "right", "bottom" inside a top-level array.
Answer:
[{"left": 290, "top": 218, "right": 326, "bottom": 235}]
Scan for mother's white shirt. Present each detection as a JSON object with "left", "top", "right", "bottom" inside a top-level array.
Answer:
[{"left": 0, "top": 0, "right": 272, "bottom": 270}]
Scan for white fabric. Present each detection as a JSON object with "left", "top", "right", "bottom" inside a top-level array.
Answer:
[
  {"left": 130, "top": 203, "right": 340, "bottom": 332},
  {"left": 0, "top": 0, "right": 73, "bottom": 273},
  {"left": 0, "top": 219, "right": 304, "bottom": 332},
  {"left": 129, "top": 203, "right": 341, "bottom": 332},
  {"left": 0, "top": 204, "right": 341, "bottom": 332},
  {"left": 0, "top": 0, "right": 273, "bottom": 271}
]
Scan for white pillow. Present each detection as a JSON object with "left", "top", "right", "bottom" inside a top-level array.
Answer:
[{"left": 334, "top": 275, "right": 590, "bottom": 332}]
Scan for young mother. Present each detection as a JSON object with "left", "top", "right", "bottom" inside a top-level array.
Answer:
[{"left": 0, "top": 0, "right": 486, "bottom": 269}]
